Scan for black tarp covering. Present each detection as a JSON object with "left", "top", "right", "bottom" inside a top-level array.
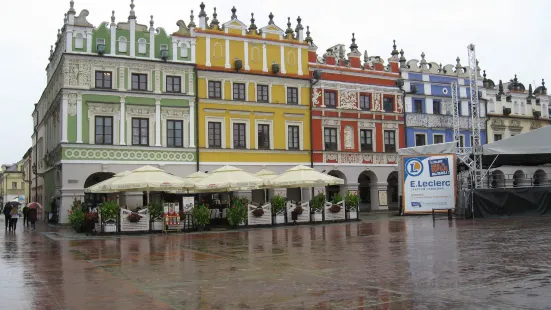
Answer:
[
  {"left": 473, "top": 187, "right": 551, "bottom": 218},
  {"left": 481, "top": 154, "right": 551, "bottom": 168}
]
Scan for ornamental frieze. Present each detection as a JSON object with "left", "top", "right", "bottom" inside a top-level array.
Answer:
[
  {"left": 63, "top": 147, "right": 195, "bottom": 162},
  {"left": 339, "top": 91, "right": 358, "bottom": 110},
  {"left": 127, "top": 106, "right": 155, "bottom": 116},
  {"left": 322, "top": 119, "right": 340, "bottom": 126},
  {"left": 88, "top": 103, "right": 119, "bottom": 114},
  {"left": 322, "top": 152, "right": 397, "bottom": 165},
  {"left": 161, "top": 108, "right": 189, "bottom": 118},
  {"left": 406, "top": 114, "right": 484, "bottom": 129}
]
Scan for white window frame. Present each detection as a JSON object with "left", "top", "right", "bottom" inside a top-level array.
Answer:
[
  {"left": 358, "top": 128, "right": 375, "bottom": 152},
  {"left": 137, "top": 38, "right": 147, "bottom": 55},
  {"left": 128, "top": 70, "right": 152, "bottom": 92},
  {"left": 75, "top": 32, "right": 84, "bottom": 49},
  {"left": 118, "top": 37, "right": 128, "bottom": 53},
  {"left": 180, "top": 41, "right": 190, "bottom": 58},
  {"left": 382, "top": 129, "right": 397, "bottom": 153},
  {"left": 205, "top": 116, "right": 226, "bottom": 149},
  {"left": 256, "top": 84, "right": 271, "bottom": 103},
  {"left": 163, "top": 71, "right": 185, "bottom": 94},
  {"left": 255, "top": 119, "right": 274, "bottom": 150},
  {"left": 161, "top": 109, "right": 189, "bottom": 148},
  {"left": 457, "top": 134, "right": 466, "bottom": 147},
  {"left": 91, "top": 64, "right": 118, "bottom": 90},
  {"left": 160, "top": 44, "right": 168, "bottom": 51},
  {"left": 432, "top": 133, "right": 445, "bottom": 144},
  {"left": 414, "top": 132, "right": 427, "bottom": 146},
  {"left": 322, "top": 126, "right": 340, "bottom": 151},
  {"left": 229, "top": 118, "right": 250, "bottom": 149},
  {"left": 96, "top": 38, "right": 106, "bottom": 47},
  {"left": 206, "top": 78, "right": 224, "bottom": 99},
  {"left": 89, "top": 108, "right": 120, "bottom": 146},
  {"left": 231, "top": 81, "right": 248, "bottom": 101},
  {"left": 126, "top": 112, "right": 155, "bottom": 147},
  {"left": 285, "top": 121, "right": 303, "bottom": 151}
]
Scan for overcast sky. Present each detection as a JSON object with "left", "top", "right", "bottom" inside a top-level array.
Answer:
[{"left": 1, "top": 0, "right": 549, "bottom": 164}]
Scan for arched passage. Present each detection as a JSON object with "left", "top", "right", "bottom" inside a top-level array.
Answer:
[
  {"left": 84, "top": 172, "right": 115, "bottom": 209},
  {"left": 358, "top": 170, "right": 378, "bottom": 211},
  {"left": 513, "top": 170, "right": 525, "bottom": 188},
  {"left": 490, "top": 170, "right": 505, "bottom": 188},
  {"left": 534, "top": 169, "right": 547, "bottom": 186},
  {"left": 326, "top": 170, "right": 346, "bottom": 202},
  {"left": 387, "top": 171, "right": 399, "bottom": 209}
]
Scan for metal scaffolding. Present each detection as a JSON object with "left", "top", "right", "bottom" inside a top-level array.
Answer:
[{"left": 467, "top": 44, "right": 483, "bottom": 189}]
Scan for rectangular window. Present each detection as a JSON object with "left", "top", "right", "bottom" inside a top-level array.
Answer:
[
  {"left": 360, "top": 95, "right": 370, "bottom": 110},
  {"left": 415, "top": 134, "right": 426, "bottom": 146},
  {"left": 494, "top": 134, "right": 502, "bottom": 141},
  {"left": 383, "top": 97, "right": 394, "bottom": 112},
  {"left": 95, "top": 116, "right": 113, "bottom": 145},
  {"left": 413, "top": 100, "right": 423, "bottom": 113},
  {"left": 458, "top": 136, "right": 465, "bottom": 147},
  {"left": 166, "top": 76, "right": 181, "bottom": 93},
  {"left": 324, "top": 128, "right": 338, "bottom": 151},
  {"left": 433, "top": 100, "right": 441, "bottom": 115},
  {"left": 257, "top": 85, "right": 269, "bottom": 103},
  {"left": 257, "top": 124, "right": 270, "bottom": 149},
  {"left": 384, "top": 131, "right": 396, "bottom": 153},
  {"left": 208, "top": 81, "right": 222, "bottom": 99},
  {"left": 287, "top": 87, "right": 298, "bottom": 104},
  {"left": 233, "top": 123, "right": 246, "bottom": 149},
  {"left": 208, "top": 122, "right": 222, "bottom": 148},
  {"left": 95, "top": 71, "right": 112, "bottom": 89},
  {"left": 324, "top": 91, "right": 337, "bottom": 107},
  {"left": 288, "top": 125, "right": 300, "bottom": 150},
  {"left": 167, "top": 120, "right": 183, "bottom": 148},
  {"left": 433, "top": 134, "right": 444, "bottom": 144},
  {"left": 131, "top": 73, "right": 148, "bottom": 91},
  {"left": 470, "top": 136, "right": 475, "bottom": 147},
  {"left": 360, "top": 129, "right": 373, "bottom": 152},
  {"left": 131, "top": 118, "right": 149, "bottom": 146},
  {"left": 233, "top": 83, "right": 246, "bottom": 101},
  {"left": 12, "top": 182, "right": 17, "bottom": 189}
]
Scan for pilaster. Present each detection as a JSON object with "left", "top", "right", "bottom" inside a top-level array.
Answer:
[
  {"left": 225, "top": 39, "right": 231, "bottom": 68},
  {"left": 155, "top": 98, "right": 161, "bottom": 146},
  {"left": 189, "top": 99, "right": 196, "bottom": 148},
  {"left": 149, "top": 28, "right": 155, "bottom": 60},
  {"left": 262, "top": 43, "right": 268, "bottom": 72},
  {"left": 298, "top": 47, "right": 303, "bottom": 75},
  {"left": 110, "top": 24, "right": 116, "bottom": 55},
  {"left": 61, "top": 94, "right": 68, "bottom": 143},
  {"left": 129, "top": 19, "right": 136, "bottom": 57},
  {"left": 65, "top": 29, "right": 73, "bottom": 53},
  {"left": 280, "top": 45, "right": 286, "bottom": 74},
  {"left": 86, "top": 30, "right": 93, "bottom": 53},
  {"left": 76, "top": 93, "right": 83, "bottom": 143},
  {"left": 119, "top": 97, "right": 126, "bottom": 145},
  {"left": 244, "top": 41, "right": 250, "bottom": 70},
  {"left": 172, "top": 40, "right": 178, "bottom": 61},
  {"left": 191, "top": 41, "right": 196, "bottom": 63},
  {"left": 205, "top": 37, "right": 211, "bottom": 67}
]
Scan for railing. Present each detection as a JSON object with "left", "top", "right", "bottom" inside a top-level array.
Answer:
[{"left": 459, "top": 172, "right": 551, "bottom": 189}]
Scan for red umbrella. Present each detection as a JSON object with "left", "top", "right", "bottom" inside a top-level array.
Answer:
[{"left": 28, "top": 202, "right": 43, "bottom": 209}]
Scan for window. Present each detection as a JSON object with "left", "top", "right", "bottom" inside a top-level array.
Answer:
[
  {"left": 257, "top": 85, "right": 269, "bottom": 103},
  {"left": 415, "top": 134, "right": 426, "bottom": 146},
  {"left": 360, "top": 95, "right": 370, "bottom": 110},
  {"left": 166, "top": 76, "right": 181, "bottom": 93},
  {"left": 95, "top": 116, "right": 113, "bottom": 145},
  {"left": 384, "top": 131, "right": 396, "bottom": 153},
  {"left": 287, "top": 87, "right": 298, "bottom": 104},
  {"left": 208, "top": 81, "right": 222, "bottom": 99},
  {"left": 75, "top": 33, "right": 84, "bottom": 49},
  {"left": 11, "top": 182, "right": 17, "bottom": 189},
  {"left": 167, "top": 120, "right": 183, "bottom": 148},
  {"left": 383, "top": 97, "right": 394, "bottom": 112},
  {"left": 413, "top": 100, "right": 423, "bottom": 113},
  {"left": 470, "top": 136, "right": 475, "bottom": 147},
  {"left": 494, "top": 134, "right": 502, "bottom": 141},
  {"left": 288, "top": 125, "right": 300, "bottom": 150},
  {"left": 324, "top": 91, "right": 336, "bottom": 107},
  {"left": 458, "top": 136, "right": 465, "bottom": 147},
  {"left": 257, "top": 124, "right": 271, "bottom": 149},
  {"left": 131, "top": 73, "right": 147, "bottom": 91},
  {"left": 233, "top": 123, "right": 246, "bottom": 149},
  {"left": 138, "top": 38, "right": 147, "bottom": 54},
  {"left": 180, "top": 43, "right": 189, "bottom": 57},
  {"left": 118, "top": 37, "right": 127, "bottom": 53},
  {"left": 360, "top": 129, "right": 373, "bottom": 152},
  {"left": 208, "top": 122, "right": 222, "bottom": 148},
  {"left": 131, "top": 118, "right": 149, "bottom": 146},
  {"left": 95, "top": 71, "right": 112, "bottom": 89},
  {"left": 324, "top": 128, "right": 338, "bottom": 151},
  {"left": 96, "top": 38, "right": 105, "bottom": 47},
  {"left": 433, "top": 134, "right": 444, "bottom": 144},
  {"left": 233, "top": 83, "right": 246, "bottom": 101},
  {"left": 433, "top": 100, "right": 441, "bottom": 115},
  {"left": 21, "top": 182, "right": 24, "bottom": 190}
]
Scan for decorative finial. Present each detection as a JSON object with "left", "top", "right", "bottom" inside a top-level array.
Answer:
[
  {"left": 68, "top": 0, "right": 76, "bottom": 14},
  {"left": 189, "top": 10, "right": 196, "bottom": 28},
  {"left": 498, "top": 80, "right": 504, "bottom": 95},
  {"left": 542, "top": 79, "right": 547, "bottom": 94},
  {"left": 295, "top": 16, "right": 303, "bottom": 32},
  {"left": 543, "top": 79, "right": 546, "bottom": 88},
  {"left": 129, "top": 0, "right": 136, "bottom": 20},
  {"left": 528, "top": 84, "right": 534, "bottom": 98},
  {"left": 350, "top": 33, "right": 358, "bottom": 51},
  {"left": 150, "top": 15, "right": 154, "bottom": 29},
  {"left": 231, "top": 6, "right": 237, "bottom": 19},
  {"left": 268, "top": 12, "right": 274, "bottom": 25},
  {"left": 57, "top": 29, "right": 62, "bottom": 40},
  {"left": 199, "top": 3, "right": 206, "bottom": 17},
  {"left": 483, "top": 70, "right": 487, "bottom": 79},
  {"left": 304, "top": 25, "right": 313, "bottom": 44},
  {"left": 391, "top": 39, "right": 399, "bottom": 56},
  {"left": 50, "top": 45, "right": 54, "bottom": 57},
  {"left": 249, "top": 13, "right": 257, "bottom": 31},
  {"left": 455, "top": 57, "right": 462, "bottom": 71},
  {"left": 439, "top": 63, "right": 443, "bottom": 72},
  {"left": 364, "top": 50, "right": 368, "bottom": 63},
  {"left": 111, "top": 10, "right": 116, "bottom": 25},
  {"left": 285, "top": 17, "right": 294, "bottom": 35},
  {"left": 210, "top": 7, "right": 219, "bottom": 27},
  {"left": 64, "top": 13, "right": 68, "bottom": 25},
  {"left": 421, "top": 52, "right": 425, "bottom": 60},
  {"left": 514, "top": 74, "right": 518, "bottom": 83}
]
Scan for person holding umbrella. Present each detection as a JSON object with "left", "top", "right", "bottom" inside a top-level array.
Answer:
[
  {"left": 27, "top": 202, "right": 41, "bottom": 231},
  {"left": 3, "top": 203, "right": 12, "bottom": 230},
  {"left": 9, "top": 203, "right": 20, "bottom": 231}
]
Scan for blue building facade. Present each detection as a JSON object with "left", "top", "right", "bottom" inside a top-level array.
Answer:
[{"left": 399, "top": 53, "right": 486, "bottom": 148}]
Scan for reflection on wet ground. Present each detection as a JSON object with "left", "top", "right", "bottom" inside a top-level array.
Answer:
[{"left": 1, "top": 214, "right": 551, "bottom": 309}]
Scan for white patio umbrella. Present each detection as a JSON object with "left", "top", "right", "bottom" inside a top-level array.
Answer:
[
  {"left": 108, "top": 165, "right": 193, "bottom": 204},
  {"left": 85, "top": 171, "right": 131, "bottom": 193},
  {"left": 167, "top": 171, "right": 209, "bottom": 194},
  {"left": 255, "top": 169, "right": 279, "bottom": 203},
  {"left": 193, "top": 165, "right": 264, "bottom": 192},
  {"left": 269, "top": 165, "right": 344, "bottom": 201}
]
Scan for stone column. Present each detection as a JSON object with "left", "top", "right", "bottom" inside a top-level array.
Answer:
[
  {"left": 225, "top": 39, "right": 231, "bottom": 68},
  {"left": 61, "top": 94, "right": 68, "bottom": 143},
  {"left": 262, "top": 43, "right": 268, "bottom": 72},
  {"left": 371, "top": 182, "right": 389, "bottom": 211},
  {"left": 119, "top": 97, "right": 126, "bottom": 145},
  {"left": 155, "top": 98, "right": 161, "bottom": 147},
  {"left": 280, "top": 45, "right": 286, "bottom": 74}
]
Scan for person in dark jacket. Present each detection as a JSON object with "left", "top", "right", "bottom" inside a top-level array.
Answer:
[
  {"left": 22, "top": 205, "right": 28, "bottom": 227},
  {"left": 27, "top": 208, "right": 38, "bottom": 231},
  {"left": 3, "top": 204, "right": 12, "bottom": 231}
]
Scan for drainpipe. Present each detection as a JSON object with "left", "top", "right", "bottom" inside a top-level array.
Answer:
[
  {"left": 194, "top": 65, "right": 199, "bottom": 172},
  {"left": 401, "top": 88, "right": 408, "bottom": 147}
]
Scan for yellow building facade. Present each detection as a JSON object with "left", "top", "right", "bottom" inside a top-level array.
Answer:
[{"left": 192, "top": 5, "right": 311, "bottom": 185}]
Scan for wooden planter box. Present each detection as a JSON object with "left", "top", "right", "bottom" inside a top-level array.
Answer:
[
  {"left": 324, "top": 201, "right": 345, "bottom": 221},
  {"left": 150, "top": 219, "right": 164, "bottom": 231},
  {"left": 286, "top": 202, "right": 310, "bottom": 224},
  {"left": 248, "top": 203, "right": 272, "bottom": 226},
  {"left": 273, "top": 211, "right": 285, "bottom": 225},
  {"left": 310, "top": 212, "right": 323, "bottom": 223},
  {"left": 346, "top": 210, "right": 358, "bottom": 220},
  {"left": 102, "top": 221, "right": 117, "bottom": 233},
  {"left": 120, "top": 208, "right": 150, "bottom": 232}
]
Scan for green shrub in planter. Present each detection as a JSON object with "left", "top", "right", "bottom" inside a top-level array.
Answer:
[
  {"left": 192, "top": 203, "right": 210, "bottom": 230},
  {"left": 227, "top": 197, "right": 247, "bottom": 228},
  {"left": 99, "top": 200, "right": 119, "bottom": 222},
  {"left": 344, "top": 192, "right": 360, "bottom": 211},
  {"left": 68, "top": 199, "right": 85, "bottom": 232},
  {"left": 332, "top": 192, "right": 343, "bottom": 204},
  {"left": 270, "top": 194, "right": 286, "bottom": 214},
  {"left": 148, "top": 201, "right": 163, "bottom": 221},
  {"left": 311, "top": 193, "right": 325, "bottom": 213}
]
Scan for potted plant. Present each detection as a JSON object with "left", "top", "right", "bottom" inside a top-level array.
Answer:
[
  {"left": 252, "top": 208, "right": 264, "bottom": 217},
  {"left": 192, "top": 203, "right": 210, "bottom": 231},
  {"left": 68, "top": 199, "right": 85, "bottom": 233},
  {"left": 310, "top": 193, "right": 325, "bottom": 223},
  {"left": 148, "top": 201, "right": 163, "bottom": 231},
  {"left": 99, "top": 200, "right": 119, "bottom": 233},
  {"left": 330, "top": 193, "right": 343, "bottom": 213},
  {"left": 344, "top": 191, "right": 360, "bottom": 220},
  {"left": 127, "top": 212, "right": 142, "bottom": 223},
  {"left": 227, "top": 197, "right": 247, "bottom": 228},
  {"left": 270, "top": 194, "right": 286, "bottom": 225}
]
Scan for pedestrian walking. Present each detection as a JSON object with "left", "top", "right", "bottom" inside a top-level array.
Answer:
[
  {"left": 22, "top": 204, "right": 28, "bottom": 227},
  {"left": 3, "top": 203, "right": 12, "bottom": 231},
  {"left": 27, "top": 207, "right": 38, "bottom": 231},
  {"left": 9, "top": 205, "right": 19, "bottom": 232}
]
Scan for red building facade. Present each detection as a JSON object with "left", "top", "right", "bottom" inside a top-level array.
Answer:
[{"left": 308, "top": 34, "right": 405, "bottom": 211}]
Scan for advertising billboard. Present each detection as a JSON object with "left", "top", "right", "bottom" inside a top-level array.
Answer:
[{"left": 402, "top": 154, "right": 456, "bottom": 214}]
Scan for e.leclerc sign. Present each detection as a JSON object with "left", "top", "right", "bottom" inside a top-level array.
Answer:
[{"left": 402, "top": 154, "right": 456, "bottom": 214}]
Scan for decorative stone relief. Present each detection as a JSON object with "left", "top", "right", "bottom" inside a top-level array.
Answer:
[
  {"left": 161, "top": 108, "right": 189, "bottom": 118},
  {"left": 361, "top": 154, "right": 373, "bottom": 163},
  {"left": 374, "top": 154, "right": 385, "bottom": 164},
  {"left": 88, "top": 103, "right": 119, "bottom": 114},
  {"left": 396, "top": 95, "right": 403, "bottom": 113},
  {"left": 339, "top": 91, "right": 357, "bottom": 110},
  {"left": 312, "top": 88, "right": 321, "bottom": 106},
  {"left": 127, "top": 106, "right": 155, "bottom": 116},
  {"left": 344, "top": 126, "right": 354, "bottom": 149},
  {"left": 319, "top": 82, "right": 399, "bottom": 95},
  {"left": 64, "top": 59, "right": 92, "bottom": 88},
  {"left": 383, "top": 123, "right": 399, "bottom": 129},
  {"left": 341, "top": 153, "right": 359, "bottom": 164},
  {"left": 154, "top": 69, "right": 161, "bottom": 93},
  {"left": 67, "top": 94, "right": 77, "bottom": 116},
  {"left": 358, "top": 121, "right": 376, "bottom": 128},
  {"left": 322, "top": 119, "right": 340, "bottom": 126},
  {"left": 188, "top": 72, "right": 194, "bottom": 95},
  {"left": 324, "top": 153, "right": 339, "bottom": 162},
  {"left": 387, "top": 155, "right": 398, "bottom": 163},
  {"left": 373, "top": 93, "right": 382, "bottom": 111},
  {"left": 509, "top": 120, "right": 521, "bottom": 128}
]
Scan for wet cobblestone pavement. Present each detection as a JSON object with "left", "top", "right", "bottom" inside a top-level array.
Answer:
[{"left": 2, "top": 215, "right": 551, "bottom": 309}]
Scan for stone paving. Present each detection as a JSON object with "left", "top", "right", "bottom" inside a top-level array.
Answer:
[{"left": 1, "top": 215, "right": 551, "bottom": 309}]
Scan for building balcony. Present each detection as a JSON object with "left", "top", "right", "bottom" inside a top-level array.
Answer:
[
  {"left": 314, "top": 151, "right": 398, "bottom": 165},
  {"left": 406, "top": 113, "right": 485, "bottom": 129}
]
